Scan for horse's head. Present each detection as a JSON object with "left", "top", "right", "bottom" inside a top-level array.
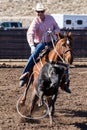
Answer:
[{"left": 56, "top": 31, "right": 73, "bottom": 64}]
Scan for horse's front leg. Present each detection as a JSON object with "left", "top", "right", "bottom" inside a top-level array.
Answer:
[
  {"left": 20, "top": 83, "right": 29, "bottom": 105},
  {"left": 29, "top": 89, "right": 38, "bottom": 116}
]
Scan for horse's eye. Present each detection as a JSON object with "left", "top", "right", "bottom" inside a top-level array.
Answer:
[{"left": 62, "top": 43, "right": 65, "bottom": 46}]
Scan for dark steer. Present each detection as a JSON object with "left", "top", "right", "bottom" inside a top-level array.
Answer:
[{"left": 34, "top": 61, "right": 67, "bottom": 124}]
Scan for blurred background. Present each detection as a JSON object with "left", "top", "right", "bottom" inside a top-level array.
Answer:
[
  {"left": 0, "top": 0, "right": 87, "bottom": 28},
  {"left": 0, "top": 0, "right": 87, "bottom": 62}
]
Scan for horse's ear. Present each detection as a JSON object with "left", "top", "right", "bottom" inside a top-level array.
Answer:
[
  {"left": 68, "top": 31, "right": 72, "bottom": 40},
  {"left": 57, "top": 32, "right": 64, "bottom": 40},
  {"left": 68, "top": 32, "right": 72, "bottom": 37}
]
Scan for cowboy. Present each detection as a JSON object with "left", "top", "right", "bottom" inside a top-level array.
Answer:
[{"left": 19, "top": 2, "right": 71, "bottom": 93}]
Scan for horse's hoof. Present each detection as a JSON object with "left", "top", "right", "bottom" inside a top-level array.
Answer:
[
  {"left": 38, "top": 101, "right": 43, "bottom": 107},
  {"left": 19, "top": 100, "right": 25, "bottom": 106}
]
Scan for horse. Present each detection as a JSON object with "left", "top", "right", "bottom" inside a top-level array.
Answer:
[{"left": 20, "top": 31, "right": 73, "bottom": 112}]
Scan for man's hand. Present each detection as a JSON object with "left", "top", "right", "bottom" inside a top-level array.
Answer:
[{"left": 31, "top": 45, "right": 35, "bottom": 54}]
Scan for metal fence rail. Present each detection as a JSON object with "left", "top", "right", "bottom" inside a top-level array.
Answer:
[{"left": 0, "top": 28, "right": 30, "bottom": 59}]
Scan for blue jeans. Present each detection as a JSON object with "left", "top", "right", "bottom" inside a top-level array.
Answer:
[{"left": 22, "top": 42, "right": 52, "bottom": 74}]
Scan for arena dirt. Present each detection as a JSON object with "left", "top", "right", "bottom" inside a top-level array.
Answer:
[{"left": 0, "top": 64, "right": 87, "bottom": 130}]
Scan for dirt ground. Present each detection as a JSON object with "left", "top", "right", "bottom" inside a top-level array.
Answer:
[{"left": 0, "top": 63, "right": 87, "bottom": 130}]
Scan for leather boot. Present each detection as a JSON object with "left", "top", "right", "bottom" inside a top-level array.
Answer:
[
  {"left": 64, "top": 80, "right": 71, "bottom": 93},
  {"left": 19, "top": 72, "right": 29, "bottom": 87}
]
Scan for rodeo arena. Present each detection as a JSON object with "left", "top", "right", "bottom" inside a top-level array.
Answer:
[{"left": 0, "top": 0, "right": 87, "bottom": 130}]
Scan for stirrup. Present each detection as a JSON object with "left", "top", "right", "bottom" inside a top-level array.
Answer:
[
  {"left": 19, "top": 72, "right": 29, "bottom": 80},
  {"left": 19, "top": 79, "right": 28, "bottom": 87}
]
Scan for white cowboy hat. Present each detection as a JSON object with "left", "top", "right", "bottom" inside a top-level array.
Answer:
[{"left": 33, "top": 3, "right": 46, "bottom": 11}]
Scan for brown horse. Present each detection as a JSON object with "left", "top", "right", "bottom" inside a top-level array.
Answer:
[{"left": 20, "top": 31, "right": 73, "bottom": 106}]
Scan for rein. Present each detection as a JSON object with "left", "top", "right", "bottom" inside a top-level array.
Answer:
[
  {"left": 50, "top": 34, "right": 66, "bottom": 63},
  {"left": 32, "top": 31, "right": 71, "bottom": 72},
  {"left": 64, "top": 49, "right": 71, "bottom": 54}
]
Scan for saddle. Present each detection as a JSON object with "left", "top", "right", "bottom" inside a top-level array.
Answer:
[{"left": 36, "top": 47, "right": 52, "bottom": 62}]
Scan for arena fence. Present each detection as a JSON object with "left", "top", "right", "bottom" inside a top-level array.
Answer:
[
  {"left": 0, "top": 28, "right": 87, "bottom": 59},
  {"left": 0, "top": 28, "right": 31, "bottom": 59}
]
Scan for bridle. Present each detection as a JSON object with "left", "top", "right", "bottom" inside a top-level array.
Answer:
[
  {"left": 60, "top": 37, "right": 72, "bottom": 62},
  {"left": 64, "top": 49, "right": 71, "bottom": 54},
  {"left": 48, "top": 33, "right": 72, "bottom": 63},
  {"left": 33, "top": 31, "right": 72, "bottom": 70}
]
